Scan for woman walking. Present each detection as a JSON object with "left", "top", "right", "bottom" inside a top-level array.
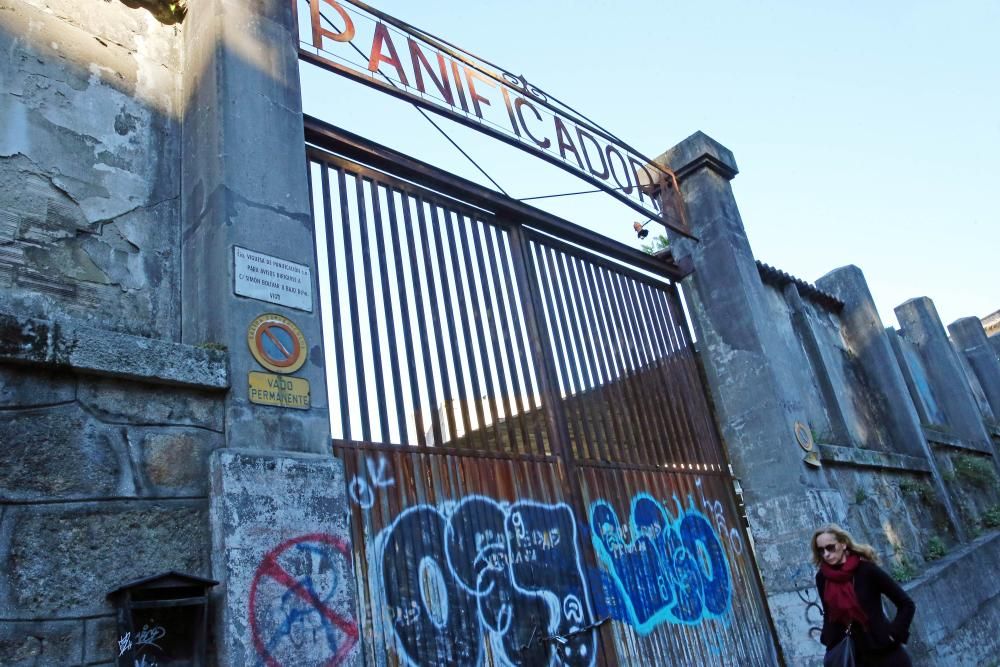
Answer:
[{"left": 812, "top": 524, "right": 916, "bottom": 667}]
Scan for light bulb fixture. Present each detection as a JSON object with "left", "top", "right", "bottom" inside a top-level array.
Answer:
[{"left": 633, "top": 220, "right": 650, "bottom": 240}]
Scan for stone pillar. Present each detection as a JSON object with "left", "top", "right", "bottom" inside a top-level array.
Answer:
[
  {"left": 656, "top": 132, "right": 815, "bottom": 500},
  {"left": 817, "top": 268, "right": 965, "bottom": 541},
  {"left": 179, "top": 3, "right": 351, "bottom": 662},
  {"left": 657, "top": 133, "right": 841, "bottom": 664},
  {"left": 816, "top": 267, "right": 929, "bottom": 458},
  {"left": 949, "top": 317, "right": 1000, "bottom": 421},
  {"left": 181, "top": 0, "right": 330, "bottom": 451},
  {"left": 783, "top": 283, "right": 853, "bottom": 445},
  {"left": 895, "top": 298, "right": 992, "bottom": 448}
]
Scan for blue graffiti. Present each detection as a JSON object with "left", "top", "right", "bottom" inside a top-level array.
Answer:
[{"left": 589, "top": 493, "right": 732, "bottom": 634}]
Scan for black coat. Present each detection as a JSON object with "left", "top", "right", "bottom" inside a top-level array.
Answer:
[{"left": 816, "top": 560, "right": 916, "bottom": 655}]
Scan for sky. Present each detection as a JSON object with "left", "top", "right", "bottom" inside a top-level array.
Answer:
[{"left": 299, "top": 0, "right": 999, "bottom": 329}]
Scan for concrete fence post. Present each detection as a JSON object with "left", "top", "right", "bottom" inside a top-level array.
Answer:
[
  {"left": 949, "top": 316, "right": 1000, "bottom": 421},
  {"left": 816, "top": 268, "right": 965, "bottom": 541},
  {"left": 895, "top": 299, "right": 992, "bottom": 447}
]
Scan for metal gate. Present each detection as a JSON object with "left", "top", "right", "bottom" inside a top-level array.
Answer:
[{"left": 305, "top": 117, "right": 780, "bottom": 666}]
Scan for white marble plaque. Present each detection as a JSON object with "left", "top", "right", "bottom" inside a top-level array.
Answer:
[{"left": 234, "top": 246, "right": 313, "bottom": 312}]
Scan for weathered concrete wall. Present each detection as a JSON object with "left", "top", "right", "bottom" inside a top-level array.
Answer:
[
  {"left": 0, "top": 0, "right": 182, "bottom": 340},
  {"left": 210, "top": 449, "right": 359, "bottom": 667},
  {"left": 0, "top": 3, "right": 203, "bottom": 663}
]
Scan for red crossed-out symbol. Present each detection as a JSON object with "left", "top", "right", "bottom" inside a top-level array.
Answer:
[
  {"left": 248, "top": 533, "right": 358, "bottom": 666},
  {"left": 254, "top": 321, "right": 301, "bottom": 368}
]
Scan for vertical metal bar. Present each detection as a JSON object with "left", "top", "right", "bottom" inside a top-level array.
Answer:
[
  {"left": 583, "top": 260, "right": 642, "bottom": 456},
  {"left": 398, "top": 191, "right": 435, "bottom": 447},
  {"left": 640, "top": 285, "right": 697, "bottom": 468},
  {"left": 620, "top": 272, "right": 676, "bottom": 468},
  {"left": 385, "top": 187, "right": 426, "bottom": 447},
  {"left": 323, "top": 167, "right": 351, "bottom": 441},
  {"left": 369, "top": 181, "right": 408, "bottom": 444},
  {"left": 414, "top": 195, "right": 452, "bottom": 446},
  {"left": 537, "top": 243, "right": 592, "bottom": 457},
  {"left": 435, "top": 206, "right": 478, "bottom": 445},
  {"left": 596, "top": 265, "right": 655, "bottom": 464},
  {"left": 572, "top": 254, "right": 629, "bottom": 459},
  {"left": 493, "top": 227, "right": 545, "bottom": 455},
  {"left": 634, "top": 280, "right": 686, "bottom": 467},
  {"left": 557, "top": 249, "right": 614, "bottom": 462},
  {"left": 356, "top": 176, "right": 390, "bottom": 442},
  {"left": 452, "top": 211, "right": 504, "bottom": 450},
  {"left": 341, "top": 171, "right": 369, "bottom": 441},
  {"left": 483, "top": 225, "right": 530, "bottom": 454},
  {"left": 467, "top": 218, "right": 521, "bottom": 453},
  {"left": 507, "top": 225, "right": 572, "bottom": 461}
]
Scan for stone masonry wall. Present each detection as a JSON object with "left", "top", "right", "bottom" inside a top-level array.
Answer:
[{"left": 0, "top": 316, "right": 228, "bottom": 666}]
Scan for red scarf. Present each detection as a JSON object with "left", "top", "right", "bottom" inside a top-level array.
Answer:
[{"left": 820, "top": 553, "right": 868, "bottom": 628}]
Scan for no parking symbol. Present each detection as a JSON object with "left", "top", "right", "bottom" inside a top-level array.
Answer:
[
  {"left": 247, "top": 314, "right": 308, "bottom": 374},
  {"left": 248, "top": 534, "right": 358, "bottom": 666}
]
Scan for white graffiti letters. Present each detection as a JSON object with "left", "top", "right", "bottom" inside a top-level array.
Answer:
[
  {"left": 349, "top": 456, "right": 394, "bottom": 509},
  {"left": 117, "top": 624, "right": 166, "bottom": 657},
  {"left": 376, "top": 495, "right": 597, "bottom": 667}
]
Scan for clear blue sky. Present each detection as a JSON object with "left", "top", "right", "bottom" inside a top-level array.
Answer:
[{"left": 300, "top": 0, "right": 999, "bottom": 329}]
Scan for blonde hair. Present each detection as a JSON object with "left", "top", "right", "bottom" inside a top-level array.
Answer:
[{"left": 811, "top": 524, "right": 879, "bottom": 567}]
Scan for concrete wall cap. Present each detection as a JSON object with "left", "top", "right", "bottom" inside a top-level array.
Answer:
[
  {"left": 0, "top": 311, "right": 229, "bottom": 389},
  {"left": 655, "top": 130, "right": 739, "bottom": 182}
]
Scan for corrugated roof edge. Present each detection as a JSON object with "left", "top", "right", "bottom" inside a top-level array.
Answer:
[{"left": 756, "top": 261, "right": 845, "bottom": 312}]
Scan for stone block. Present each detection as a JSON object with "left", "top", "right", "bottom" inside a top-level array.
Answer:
[
  {"left": 0, "top": 365, "right": 76, "bottom": 407},
  {"left": 78, "top": 376, "right": 224, "bottom": 430},
  {"left": 83, "top": 615, "right": 118, "bottom": 665},
  {"left": 0, "top": 312, "right": 229, "bottom": 390},
  {"left": 0, "top": 500, "right": 209, "bottom": 617},
  {"left": 0, "top": 403, "right": 130, "bottom": 501},
  {"left": 210, "top": 449, "right": 359, "bottom": 667},
  {"left": 136, "top": 428, "right": 225, "bottom": 496},
  {"left": 0, "top": 619, "right": 83, "bottom": 667}
]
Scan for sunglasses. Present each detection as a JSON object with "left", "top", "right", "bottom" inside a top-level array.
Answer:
[{"left": 818, "top": 544, "right": 841, "bottom": 554}]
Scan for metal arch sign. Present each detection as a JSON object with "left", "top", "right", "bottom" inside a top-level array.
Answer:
[{"left": 294, "top": 0, "right": 691, "bottom": 237}]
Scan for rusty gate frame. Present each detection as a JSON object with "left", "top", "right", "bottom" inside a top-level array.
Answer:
[{"left": 304, "top": 113, "right": 783, "bottom": 666}]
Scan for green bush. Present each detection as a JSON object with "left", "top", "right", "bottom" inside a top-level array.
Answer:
[
  {"left": 925, "top": 536, "right": 947, "bottom": 561},
  {"left": 899, "top": 478, "right": 934, "bottom": 503},
  {"left": 983, "top": 505, "right": 1000, "bottom": 529},
  {"left": 953, "top": 455, "right": 997, "bottom": 487},
  {"left": 890, "top": 559, "right": 917, "bottom": 583}
]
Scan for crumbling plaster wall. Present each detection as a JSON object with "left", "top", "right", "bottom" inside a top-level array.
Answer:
[
  {"left": 0, "top": 2, "right": 209, "bottom": 665},
  {"left": 0, "top": 0, "right": 182, "bottom": 339}
]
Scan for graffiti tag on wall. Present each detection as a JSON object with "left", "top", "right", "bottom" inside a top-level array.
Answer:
[
  {"left": 376, "top": 495, "right": 597, "bottom": 667},
  {"left": 249, "top": 533, "right": 359, "bottom": 666},
  {"left": 589, "top": 492, "right": 732, "bottom": 634}
]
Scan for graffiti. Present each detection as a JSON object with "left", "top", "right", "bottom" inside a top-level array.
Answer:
[
  {"left": 589, "top": 492, "right": 732, "bottom": 634},
  {"left": 249, "top": 533, "right": 359, "bottom": 666},
  {"left": 796, "top": 586, "right": 825, "bottom": 641},
  {"left": 790, "top": 563, "right": 824, "bottom": 642},
  {"left": 134, "top": 656, "right": 157, "bottom": 667},
  {"left": 118, "top": 624, "right": 166, "bottom": 656},
  {"left": 376, "top": 495, "right": 597, "bottom": 666},
  {"left": 696, "top": 478, "right": 745, "bottom": 555},
  {"left": 349, "top": 456, "right": 395, "bottom": 509}
]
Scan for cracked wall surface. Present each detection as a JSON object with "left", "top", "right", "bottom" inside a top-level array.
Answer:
[
  {"left": 0, "top": 0, "right": 181, "bottom": 339},
  {"left": 0, "top": 3, "right": 204, "bottom": 664}
]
